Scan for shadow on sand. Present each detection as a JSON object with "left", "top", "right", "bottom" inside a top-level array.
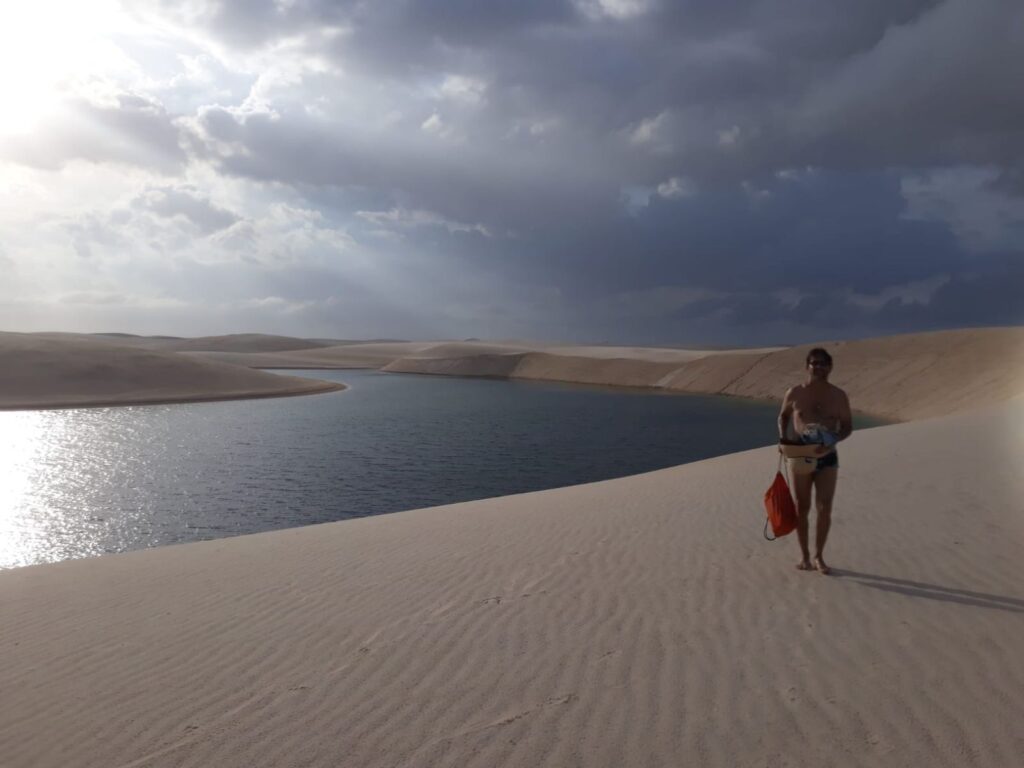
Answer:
[{"left": 836, "top": 570, "right": 1024, "bottom": 614}]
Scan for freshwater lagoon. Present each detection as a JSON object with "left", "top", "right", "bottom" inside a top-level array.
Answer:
[{"left": 1, "top": 370, "right": 870, "bottom": 568}]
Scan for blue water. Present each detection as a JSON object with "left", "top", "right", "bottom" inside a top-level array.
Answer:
[{"left": 0, "top": 370, "right": 854, "bottom": 568}]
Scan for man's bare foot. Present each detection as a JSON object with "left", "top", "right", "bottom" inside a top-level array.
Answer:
[
  {"left": 813, "top": 556, "right": 831, "bottom": 575},
  {"left": 796, "top": 560, "right": 814, "bottom": 571}
]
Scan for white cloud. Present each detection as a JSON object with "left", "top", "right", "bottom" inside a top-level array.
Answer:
[
  {"left": 656, "top": 176, "right": 695, "bottom": 199},
  {"left": 420, "top": 111, "right": 460, "bottom": 140},
  {"left": 628, "top": 111, "right": 671, "bottom": 151},
  {"left": 131, "top": 185, "right": 240, "bottom": 234},
  {"left": 775, "top": 167, "right": 819, "bottom": 182},
  {"left": 236, "top": 296, "right": 317, "bottom": 315},
  {"left": 2, "top": 92, "right": 185, "bottom": 171},
  {"left": 421, "top": 112, "right": 443, "bottom": 132},
  {"left": 717, "top": 125, "right": 741, "bottom": 147},
  {"left": 504, "top": 117, "right": 561, "bottom": 142},
  {"left": 620, "top": 185, "right": 654, "bottom": 215},
  {"left": 575, "top": 0, "right": 653, "bottom": 21},
  {"left": 610, "top": 285, "right": 722, "bottom": 318},
  {"left": 845, "top": 274, "right": 951, "bottom": 311},
  {"left": 529, "top": 119, "right": 559, "bottom": 136},
  {"left": 901, "top": 167, "right": 1024, "bottom": 253},
  {"left": 174, "top": 53, "right": 218, "bottom": 86},
  {"left": 440, "top": 75, "right": 487, "bottom": 104},
  {"left": 772, "top": 288, "right": 804, "bottom": 310},
  {"left": 232, "top": 203, "right": 358, "bottom": 268},
  {"left": 0, "top": 0, "right": 142, "bottom": 136},
  {"left": 741, "top": 180, "right": 771, "bottom": 203},
  {"left": 356, "top": 208, "right": 492, "bottom": 237},
  {"left": 57, "top": 291, "right": 188, "bottom": 309}
]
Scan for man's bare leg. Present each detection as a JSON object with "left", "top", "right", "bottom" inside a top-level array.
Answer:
[
  {"left": 792, "top": 470, "right": 815, "bottom": 570},
  {"left": 812, "top": 467, "right": 838, "bottom": 574}
]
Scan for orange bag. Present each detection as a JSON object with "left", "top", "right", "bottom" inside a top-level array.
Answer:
[{"left": 763, "top": 455, "right": 797, "bottom": 540}]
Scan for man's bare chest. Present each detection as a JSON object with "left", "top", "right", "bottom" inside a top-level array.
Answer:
[{"left": 794, "top": 387, "right": 839, "bottom": 421}]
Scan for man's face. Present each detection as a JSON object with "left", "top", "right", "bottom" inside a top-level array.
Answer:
[{"left": 808, "top": 357, "right": 832, "bottom": 379}]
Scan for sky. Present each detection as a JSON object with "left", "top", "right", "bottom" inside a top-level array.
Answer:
[{"left": 0, "top": 0, "right": 1021, "bottom": 346}]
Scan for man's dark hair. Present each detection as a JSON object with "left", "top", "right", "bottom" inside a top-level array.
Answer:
[{"left": 806, "top": 347, "right": 833, "bottom": 366}]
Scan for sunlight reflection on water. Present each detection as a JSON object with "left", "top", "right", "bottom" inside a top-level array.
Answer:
[
  {"left": 0, "top": 411, "right": 49, "bottom": 567},
  {"left": 0, "top": 408, "right": 165, "bottom": 567}
]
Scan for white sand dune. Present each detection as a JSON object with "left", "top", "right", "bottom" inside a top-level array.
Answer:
[
  {"left": 1, "top": 392, "right": 1021, "bottom": 767},
  {"left": 380, "top": 342, "right": 776, "bottom": 389},
  {"left": 1, "top": 326, "right": 1023, "bottom": 766},
  {"left": 156, "top": 333, "right": 336, "bottom": 353},
  {"left": 30, "top": 332, "right": 336, "bottom": 353},
  {"left": 659, "top": 327, "right": 1024, "bottom": 421},
  {"left": 184, "top": 340, "right": 768, "bottom": 372},
  {"left": 544, "top": 343, "right": 784, "bottom": 360},
  {"left": 0, "top": 332, "right": 343, "bottom": 409},
  {"left": 167, "top": 328, "right": 1022, "bottom": 422},
  {"left": 378, "top": 328, "right": 1024, "bottom": 420},
  {"left": 185, "top": 341, "right": 442, "bottom": 369},
  {"left": 28, "top": 332, "right": 186, "bottom": 347}
]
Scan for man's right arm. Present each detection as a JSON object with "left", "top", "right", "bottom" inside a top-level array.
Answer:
[{"left": 777, "top": 387, "right": 795, "bottom": 441}]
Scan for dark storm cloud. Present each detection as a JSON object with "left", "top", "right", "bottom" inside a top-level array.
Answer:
[
  {"left": 890, "top": 255, "right": 1024, "bottom": 328},
  {"left": 626, "top": 171, "right": 964, "bottom": 293},
  {"left": 131, "top": 0, "right": 1024, "bottom": 342},
  {"left": 148, "top": 0, "right": 575, "bottom": 45},
  {"left": 390, "top": 171, "right": 962, "bottom": 298},
  {"left": 791, "top": 0, "right": 1024, "bottom": 171},
  {"left": 404, "top": 0, "right": 576, "bottom": 42},
  {"left": 991, "top": 165, "right": 1024, "bottom": 198},
  {"left": 173, "top": 0, "right": 1024, "bottom": 197},
  {"left": 189, "top": 105, "right": 614, "bottom": 236},
  {"left": 166, "top": 0, "right": 1024, "bottom": 176}
]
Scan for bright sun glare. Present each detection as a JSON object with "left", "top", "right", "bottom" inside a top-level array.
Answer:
[
  {"left": 0, "top": 412, "right": 47, "bottom": 568},
  {"left": 0, "top": 1, "right": 130, "bottom": 134}
]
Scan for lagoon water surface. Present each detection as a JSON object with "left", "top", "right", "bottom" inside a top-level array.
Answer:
[{"left": 3, "top": 370, "right": 815, "bottom": 568}]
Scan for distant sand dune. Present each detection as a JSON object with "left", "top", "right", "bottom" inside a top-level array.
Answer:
[
  {"left": 6, "top": 328, "right": 1022, "bottom": 418},
  {"left": 379, "top": 328, "right": 1024, "bottom": 420},
  {"left": 185, "top": 341, "right": 440, "bottom": 369},
  {"left": 154, "top": 333, "right": 337, "bottom": 353},
  {"left": 386, "top": 351, "right": 686, "bottom": 389},
  {"left": 30, "top": 331, "right": 340, "bottom": 353},
  {"left": 0, "top": 332, "right": 343, "bottom": 409},
  {"left": 661, "top": 327, "right": 1024, "bottom": 421},
  {"left": 188, "top": 340, "right": 748, "bottom": 371}
]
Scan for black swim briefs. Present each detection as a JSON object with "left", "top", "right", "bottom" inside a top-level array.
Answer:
[{"left": 816, "top": 450, "right": 839, "bottom": 472}]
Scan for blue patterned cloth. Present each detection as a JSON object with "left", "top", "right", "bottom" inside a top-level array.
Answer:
[{"left": 801, "top": 424, "right": 838, "bottom": 448}]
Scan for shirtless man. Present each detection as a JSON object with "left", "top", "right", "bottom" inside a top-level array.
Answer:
[{"left": 777, "top": 348, "right": 853, "bottom": 575}]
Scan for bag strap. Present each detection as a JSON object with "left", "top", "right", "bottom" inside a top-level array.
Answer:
[{"left": 779, "top": 449, "right": 799, "bottom": 489}]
